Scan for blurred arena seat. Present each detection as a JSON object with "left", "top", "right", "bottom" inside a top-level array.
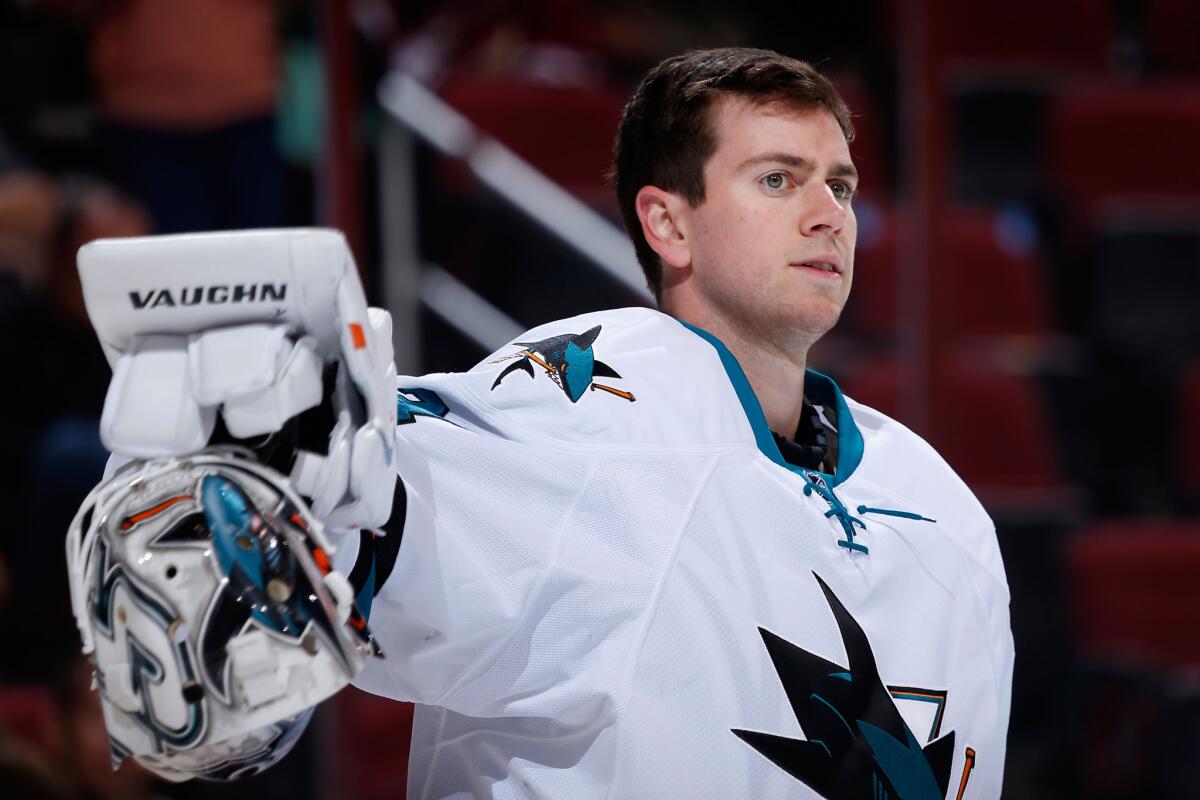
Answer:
[
  {"left": 329, "top": 687, "right": 414, "bottom": 800},
  {"left": 1067, "top": 518, "right": 1200, "bottom": 667},
  {"left": 1066, "top": 518, "right": 1200, "bottom": 799},
  {"left": 439, "top": 75, "right": 627, "bottom": 206},
  {"left": 1048, "top": 82, "right": 1200, "bottom": 218},
  {"left": 841, "top": 359, "right": 1061, "bottom": 493},
  {"left": 848, "top": 205, "right": 1053, "bottom": 341},
  {"left": 939, "top": 364, "right": 1061, "bottom": 491},
  {"left": 888, "top": 0, "right": 1114, "bottom": 75},
  {"left": 944, "top": 207, "right": 1052, "bottom": 339}
]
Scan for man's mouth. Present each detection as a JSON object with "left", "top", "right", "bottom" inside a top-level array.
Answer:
[{"left": 792, "top": 258, "right": 842, "bottom": 275}]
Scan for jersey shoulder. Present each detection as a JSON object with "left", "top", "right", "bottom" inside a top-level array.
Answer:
[
  {"left": 406, "top": 307, "right": 756, "bottom": 451},
  {"left": 844, "top": 395, "right": 1007, "bottom": 585}
]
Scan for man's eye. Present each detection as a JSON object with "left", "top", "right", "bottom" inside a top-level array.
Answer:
[
  {"left": 760, "top": 172, "right": 789, "bottom": 191},
  {"left": 830, "top": 181, "right": 856, "bottom": 200}
]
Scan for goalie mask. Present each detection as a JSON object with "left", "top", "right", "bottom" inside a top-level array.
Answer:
[{"left": 66, "top": 452, "right": 381, "bottom": 781}]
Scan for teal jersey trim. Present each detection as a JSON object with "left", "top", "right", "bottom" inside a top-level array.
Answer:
[
  {"left": 677, "top": 320, "right": 781, "bottom": 465},
  {"left": 676, "top": 320, "right": 864, "bottom": 486},
  {"left": 857, "top": 506, "right": 937, "bottom": 524}
]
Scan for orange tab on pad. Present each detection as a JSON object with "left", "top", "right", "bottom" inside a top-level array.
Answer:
[
  {"left": 348, "top": 323, "right": 367, "bottom": 350},
  {"left": 121, "top": 495, "right": 191, "bottom": 530}
]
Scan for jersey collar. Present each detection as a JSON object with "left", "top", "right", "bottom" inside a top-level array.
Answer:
[{"left": 677, "top": 319, "right": 864, "bottom": 486}]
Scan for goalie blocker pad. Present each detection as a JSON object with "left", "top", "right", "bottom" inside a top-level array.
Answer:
[
  {"left": 79, "top": 228, "right": 359, "bottom": 366},
  {"left": 79, "top": 229, "right": 399, "bottom": 530}
]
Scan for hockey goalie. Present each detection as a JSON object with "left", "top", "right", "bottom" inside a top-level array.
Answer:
[
  {"left": 65, "top": 43, "right": 1012, "bottom": 800},
  {"left": 66, "top": 223, "right": 1012, "bottom": 800}
]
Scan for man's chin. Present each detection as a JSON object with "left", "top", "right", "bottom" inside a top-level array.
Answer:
[{"left": 782, "top": 299, "right": 844, "bottom": 340}]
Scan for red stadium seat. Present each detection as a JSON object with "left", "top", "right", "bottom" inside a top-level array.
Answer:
[
  {"left": 839, "top": 356, "right": 901, "bottom": 419},
  {"left": 1047, "top": 82, "right": 1200, "bottom": 215},
  {"left": 1066, "top": 518, "right": 1200, "bottom": 797},
  {"left": 847, "top": 206, "right": 1052, "bottom": 339},
  {"left": 945, "top": 208, "right": 1052, "bottom": 338},
  {"left": 939, "top": 365, "right": 1060, "bottom": 489},
  {"left": 1066, "top": 518, "right": 1200, "bottom": 668},
  {"left": 329, "top": 688, "right": 414, "bottom": 800},
  {"left": 887, "top": 0, "right": 1114, "bottom": 75},
  {"left": 439, "top": 76, "right": 628, "bottom": 205},
  {"left": 841, "top": 359, "right": 1060, "bottom": 490}
]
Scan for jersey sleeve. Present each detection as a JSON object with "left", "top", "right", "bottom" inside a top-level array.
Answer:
[
  {"left": 342, "top": 373, "right": 602, "bottom": 715},
  {"left": 339, "top": 309, "right": 720, "bottom": 717}
]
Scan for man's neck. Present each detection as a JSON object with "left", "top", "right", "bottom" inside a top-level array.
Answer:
[{"left": 677, "top": 308, "right": 811, "bottom": 436}]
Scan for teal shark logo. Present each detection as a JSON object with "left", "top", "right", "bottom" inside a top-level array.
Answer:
[{"left": 490, "top": 325, "right": 635, "bottom": 403}]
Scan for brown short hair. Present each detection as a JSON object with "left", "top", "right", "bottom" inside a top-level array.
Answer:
[{"left": 611, "top": 48, "right": 855, "bottom": 303}]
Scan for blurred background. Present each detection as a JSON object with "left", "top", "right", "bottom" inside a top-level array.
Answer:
[{"left": 0, "top": 0, "right": 1198, "bottom": 798}]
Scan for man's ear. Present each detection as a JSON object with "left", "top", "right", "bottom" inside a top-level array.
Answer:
[{"left": 634, "top": 186, "right": 691, "bottom": 270}]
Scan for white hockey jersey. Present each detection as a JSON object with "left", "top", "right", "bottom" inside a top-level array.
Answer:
[{"left": 337, "top": 306, "right": 1014, "bottom": 800}]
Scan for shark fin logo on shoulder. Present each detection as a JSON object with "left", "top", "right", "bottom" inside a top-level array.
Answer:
[{"left": 489, "top": 325, "right": 635, "bottom": 403}]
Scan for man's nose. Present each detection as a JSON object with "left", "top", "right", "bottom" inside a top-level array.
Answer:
[{"left": 800, "top": 183, "right": 850, "bottom": 236}]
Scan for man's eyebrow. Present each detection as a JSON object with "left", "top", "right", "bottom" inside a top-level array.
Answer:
[
  {"left": 829, "top": 162, "right": 859, "bottom": 182},
  {"left": 737, "top": 153, "right": 814, "bottom": 171},
  {"left": 737, "top": 153, "right": 859, "bottom": 182}
]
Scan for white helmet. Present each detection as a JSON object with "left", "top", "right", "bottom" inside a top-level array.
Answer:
[{"left": 66, "top": 451, "right": 381, "bottom": 781}]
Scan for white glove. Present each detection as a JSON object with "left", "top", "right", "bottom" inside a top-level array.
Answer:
[{"left": 78, "top": 229, "right": 399, "bottom": 529}]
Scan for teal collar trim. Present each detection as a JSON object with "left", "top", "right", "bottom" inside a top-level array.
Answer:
[{"left": 678, "top": 320, "right": 864, "bottom": 486}]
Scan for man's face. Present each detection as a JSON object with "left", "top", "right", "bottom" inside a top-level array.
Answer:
[{"left": 679, "top": 96, "right": 857, "bottom": 349}]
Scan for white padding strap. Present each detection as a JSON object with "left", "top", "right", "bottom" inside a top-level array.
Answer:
[
  {"left": 218, "top": 335, "right": 324, "bottom": 438},
  {"left": 188, "top": 324, "right": 290, "bottom": 404},
  {"left": 101, "top": 334, "right": 214, "bottom": 458}
]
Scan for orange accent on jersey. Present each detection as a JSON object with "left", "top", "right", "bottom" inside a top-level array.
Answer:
[
  {"left": 523, "top": 351, "right": 554, "bottom": 373},
  {"left": 349, "top": 323, "right": 367, "bottom": 349},
  {"left": 313, "top": 547, "right": 331, "bottom": 574},
  {"left": 592, "top": 383, "right": 636, "bottom": 401},
  {"left": 955, "top": 747, "right": 977, "bottom": 800},
  {"left": 120, "top": 495, "right": 191, "bottom": 530}
]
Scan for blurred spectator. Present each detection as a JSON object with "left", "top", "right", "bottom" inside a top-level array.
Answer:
[
  {"left": 73, "top": 0, "right": 286, "bottom": 233},
  {"left": 389, "top": 0, "right": 605, "bottom": 87},
  {"left": 0, "top": 170, "right": 62, "bottom": 288},
  {"left": 387, "top": 0, "right": 731, "bottom": 89},
  {"left": 0, "top": 170, "right": 150, "bottom": 679}
]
